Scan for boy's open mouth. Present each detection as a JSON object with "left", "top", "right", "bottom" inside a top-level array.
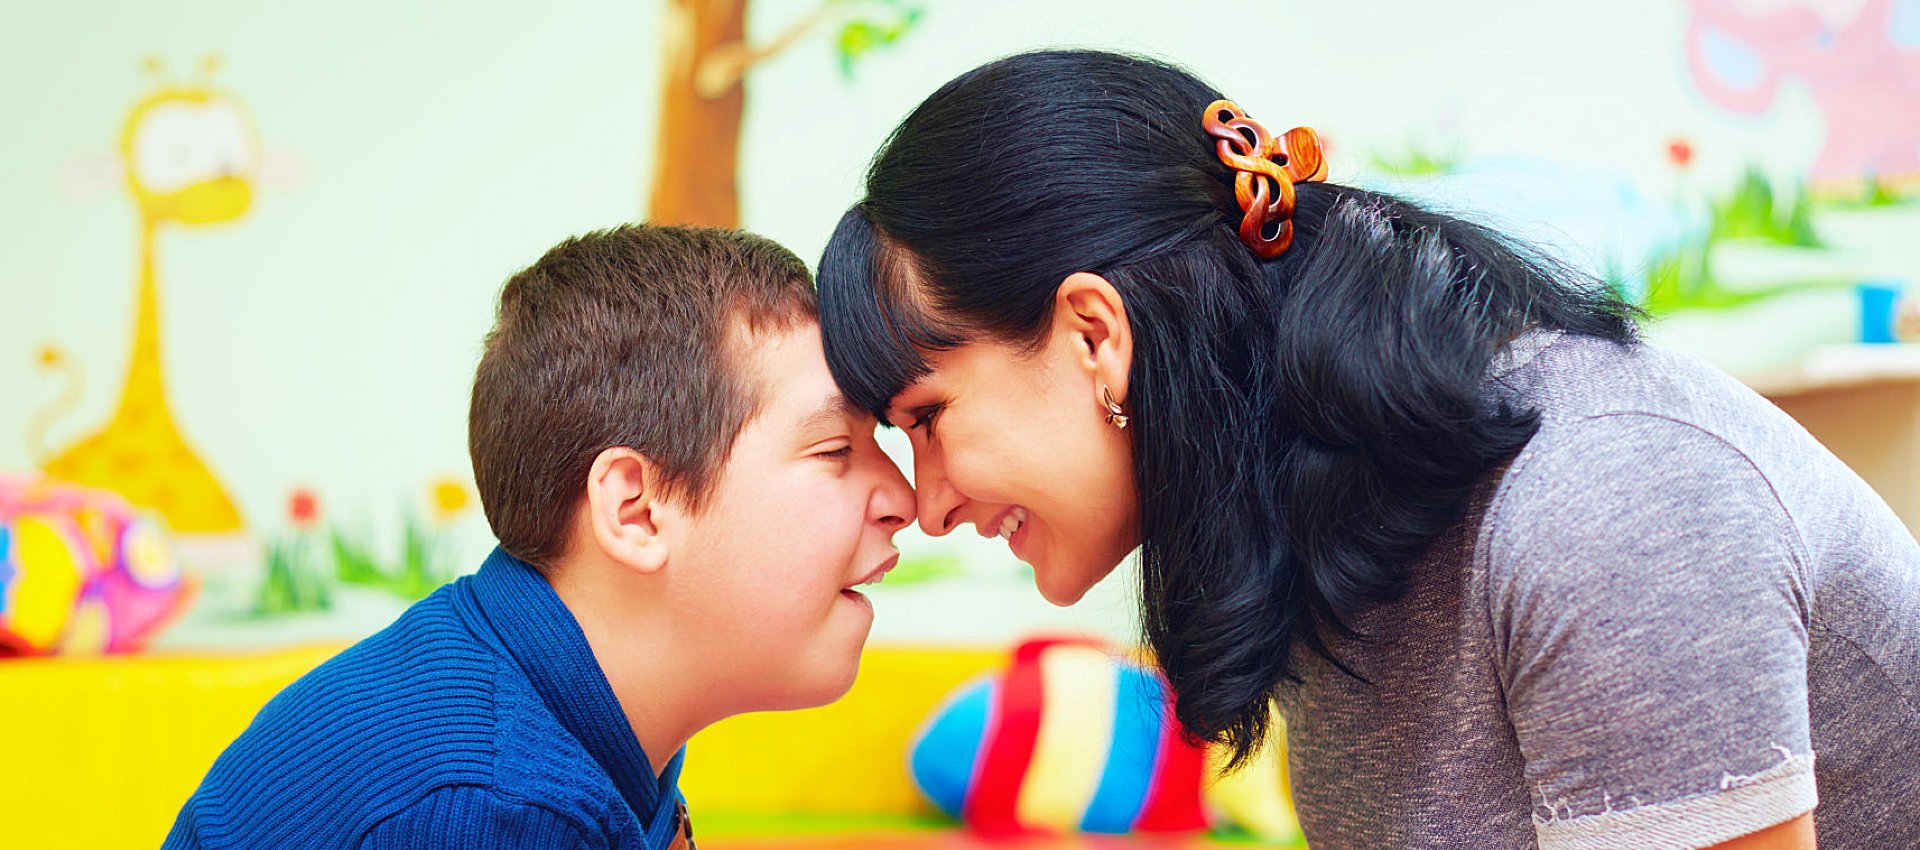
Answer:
[{"left": 841, "top": 553, "right": 900, "bottom": 602}]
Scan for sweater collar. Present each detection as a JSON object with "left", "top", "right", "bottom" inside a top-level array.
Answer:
[{"left": 460, "top": 546, "right": 684, "bottom": 837}]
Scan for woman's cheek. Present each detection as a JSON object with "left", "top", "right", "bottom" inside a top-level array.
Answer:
[{"left": 950, "top": 444, "right": 1009, "bottom": 505}]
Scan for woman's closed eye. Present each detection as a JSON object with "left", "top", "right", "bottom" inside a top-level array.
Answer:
[{"left": 906, "top": 403, "right": 945, "bottom": 436}]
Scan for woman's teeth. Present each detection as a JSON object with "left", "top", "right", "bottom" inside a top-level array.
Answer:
[{"left": 997, "top": 506, "right": 1029, "bottom": 540}]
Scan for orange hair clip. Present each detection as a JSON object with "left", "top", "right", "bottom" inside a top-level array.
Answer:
[{"left": 1202, "top": 99, "right": 1328, "bottom": 258}]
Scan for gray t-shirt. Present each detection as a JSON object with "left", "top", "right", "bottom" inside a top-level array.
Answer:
[{"left": 1274, "top": 331, "right": 1920, "bottom": 849}]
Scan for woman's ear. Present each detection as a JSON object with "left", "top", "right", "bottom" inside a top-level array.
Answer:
[
  {"left": 583, "top": 447, "right": 677, "bottom": 575},
  {"left": 1053, "top": 271, "right": 1134, "bottom": 404}
]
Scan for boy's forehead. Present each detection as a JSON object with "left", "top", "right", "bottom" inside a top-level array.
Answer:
[{"left": 731, "top": 319, "right": 848, "bottom": 424}]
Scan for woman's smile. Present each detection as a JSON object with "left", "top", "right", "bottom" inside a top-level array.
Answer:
[{"left": 978, "top": 505, "right": 1029, "bottom": 542}]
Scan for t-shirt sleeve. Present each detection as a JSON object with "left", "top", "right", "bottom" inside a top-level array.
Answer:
[
  {"left": 1485, "top": 413, "right": 1818, "bottom": 850},
  {"left": 358, "top": 785, "right": 600, "bottom": 850}
]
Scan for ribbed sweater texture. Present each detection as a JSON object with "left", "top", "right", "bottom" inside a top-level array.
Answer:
[{"left": 164, "top": 548, "right": 687, "bottom": 849}]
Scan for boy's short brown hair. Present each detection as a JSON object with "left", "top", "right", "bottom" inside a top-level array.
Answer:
[{"left": 469, "top": 224, "right": 816, "bottom": 569}]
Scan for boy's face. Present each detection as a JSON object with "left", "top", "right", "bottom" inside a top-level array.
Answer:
[{"left": 669, "top": 321, "right": 915, "bottom": 712}]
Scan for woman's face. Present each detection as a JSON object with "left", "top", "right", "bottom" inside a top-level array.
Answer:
[{"left": 882, "top": 274, "right": 1141, "bottom": 605}]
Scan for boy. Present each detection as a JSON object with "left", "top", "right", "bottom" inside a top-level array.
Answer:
[{"left": 165, "top": 225, "right": 916, "bottom": 849}]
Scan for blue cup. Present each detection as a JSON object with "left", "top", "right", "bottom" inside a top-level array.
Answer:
[{"left": 1859, "top": 280, "right": 1905, "bottom": 344}]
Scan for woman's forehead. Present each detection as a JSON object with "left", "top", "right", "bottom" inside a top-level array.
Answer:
[
  {"left": 885, "top": 373, "right": 939, "bottom": 412},
  {"left": 886, "top": 340, "right": 1018, "bottom": 406}
]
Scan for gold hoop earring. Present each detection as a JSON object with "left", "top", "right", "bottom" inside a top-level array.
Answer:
[{"left": 1102, "top": 385, "right": 1129, "bottom": 430}]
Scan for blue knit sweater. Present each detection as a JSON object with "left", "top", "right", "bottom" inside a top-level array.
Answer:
[{"left": 165, "top": 548, "right": 690, "bottom": 849}]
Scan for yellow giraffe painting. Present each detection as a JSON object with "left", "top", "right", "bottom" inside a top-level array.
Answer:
[{"left": 37, "top": 57, "right": 256, "bottom": 535}]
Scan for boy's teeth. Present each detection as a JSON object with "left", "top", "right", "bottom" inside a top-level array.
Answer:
[{"left": 997, "top": 508, "right": 1028, "bottom": 540}]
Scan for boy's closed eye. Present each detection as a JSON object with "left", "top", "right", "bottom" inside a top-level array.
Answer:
[{"left": 795, "top": 393, "right": 869, "bottom": 463}]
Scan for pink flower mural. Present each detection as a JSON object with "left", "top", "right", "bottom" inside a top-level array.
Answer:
[{"left": 1686, "top": 0, "right": 1920, "bottom": 184}]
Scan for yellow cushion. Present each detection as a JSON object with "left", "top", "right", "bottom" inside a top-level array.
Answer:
[{"left": 0, "top": 643, "right": 1005, "bottom": 848}]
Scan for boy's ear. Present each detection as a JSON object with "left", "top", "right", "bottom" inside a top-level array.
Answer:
[
  {"left": 1052, "top": 271, "right": 1133, "bottom": 402},
  {"left": 583, "top": 447, "right": 680, "bottom": 575}
]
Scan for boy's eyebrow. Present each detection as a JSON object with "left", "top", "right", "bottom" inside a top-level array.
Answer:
[{"left": 796, "top": 393, "right": 862, "bottom": 433}]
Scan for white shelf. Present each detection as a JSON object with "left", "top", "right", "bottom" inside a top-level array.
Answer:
[{"left": 1742, "top": 344, "right": 1920, "bottom": 397}]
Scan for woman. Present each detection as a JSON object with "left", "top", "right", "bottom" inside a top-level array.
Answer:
[{"left": 817, "top": 50, "right": 1918, "bottom": 849}]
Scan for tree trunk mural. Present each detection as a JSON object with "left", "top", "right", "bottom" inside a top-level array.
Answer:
[
  {"left": 649, "top": 0, "right": 747, "bottom": 227},
  {"left": 646, "top": 0, "right": 921, "bottom": 227}
]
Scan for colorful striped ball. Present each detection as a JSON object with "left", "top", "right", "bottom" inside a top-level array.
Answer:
[{"left": 910, "top": 637, "right": 1211, "bottom": 836}]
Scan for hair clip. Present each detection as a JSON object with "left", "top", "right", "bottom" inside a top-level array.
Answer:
[{"left": 1202, "top": 99, "right": 1328, "bottom": 258}]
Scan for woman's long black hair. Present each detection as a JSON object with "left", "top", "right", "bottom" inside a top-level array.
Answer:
[{"left": 817, "top": 50, "right": 1637, "bottom": 767}]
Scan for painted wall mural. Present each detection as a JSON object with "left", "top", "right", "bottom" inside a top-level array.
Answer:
[
  {"left": 35, "top": 58, "right": 256, "bottom": 539},
  {"left": 2, "top": 0, "right": 1916, "bottom": 652},
  {"left": 648, "top": 0, "right": 922, "bottom": 226},
  {"left": 1686, "top": 0, "right": 1920, "bottom": 189}
]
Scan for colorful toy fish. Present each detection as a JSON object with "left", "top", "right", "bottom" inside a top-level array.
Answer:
[{"left": 0, "top": 473, "right": 194, "bottom": 655}]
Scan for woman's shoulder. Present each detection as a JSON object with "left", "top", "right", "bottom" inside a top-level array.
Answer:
[
  {"left": 1472, "top": 331, "right": 1820, "bottom": 589},
  {"left": 1491, "top": 332, "right": 1762, "bottom": 433},
  {"left": 1490, "top": 332, "right": 1835, "bottom": 510},
  {"left": 1484, "top": 408, "right": 1786, "bottom": 532},
  {"left": 1468, "top": 409, "right": 1813, "bottom": 647}
]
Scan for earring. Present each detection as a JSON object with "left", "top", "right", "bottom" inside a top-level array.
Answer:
[{"left": 1102, "top": 385, "right": 1129, "bottom": 430}]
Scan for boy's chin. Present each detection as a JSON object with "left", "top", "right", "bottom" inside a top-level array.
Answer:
[
  {"left": 762, "top": 657, "right": 862, "bottom": 711},
  {"left": 754, "top": 624, "right": 869, "bottom": 711}
]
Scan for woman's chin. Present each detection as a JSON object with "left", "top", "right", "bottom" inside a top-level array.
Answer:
[
  {"left": 1032, "top": 556, "right": 1114, "bottom": 607},
  {"left": 1036, "top": 579, "right": 1090, "bottom": 607}
]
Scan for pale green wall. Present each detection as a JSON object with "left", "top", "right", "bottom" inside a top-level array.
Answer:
[{"left": 0, "top": 0, "right": 1906, "bottom": 644}]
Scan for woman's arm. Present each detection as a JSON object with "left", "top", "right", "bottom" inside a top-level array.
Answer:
[
  {"left": 1708, "top": 812, "right": 1815, "bottom": 849},
  {"left": 1487, "top": 414, "right": 1820, "bottom": 849}
]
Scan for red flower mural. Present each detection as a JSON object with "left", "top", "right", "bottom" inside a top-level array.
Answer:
[{"left": 288, "top": 488, "right": 319, "bottom": 530}]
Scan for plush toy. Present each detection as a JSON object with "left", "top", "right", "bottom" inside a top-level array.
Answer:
[
  {"left": 0, "top": 473, "right": 194, "bottom": 655},
  {"left": 910, "top": 637, "right": 1301, "bottom": 842}
]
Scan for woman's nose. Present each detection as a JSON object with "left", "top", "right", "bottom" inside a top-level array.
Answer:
[
  {"left": 871, "top": 455, "right": 916, "bottom": 532},
  {"left": 913, "top": 453, "right": 963, "bottom": 537}
]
